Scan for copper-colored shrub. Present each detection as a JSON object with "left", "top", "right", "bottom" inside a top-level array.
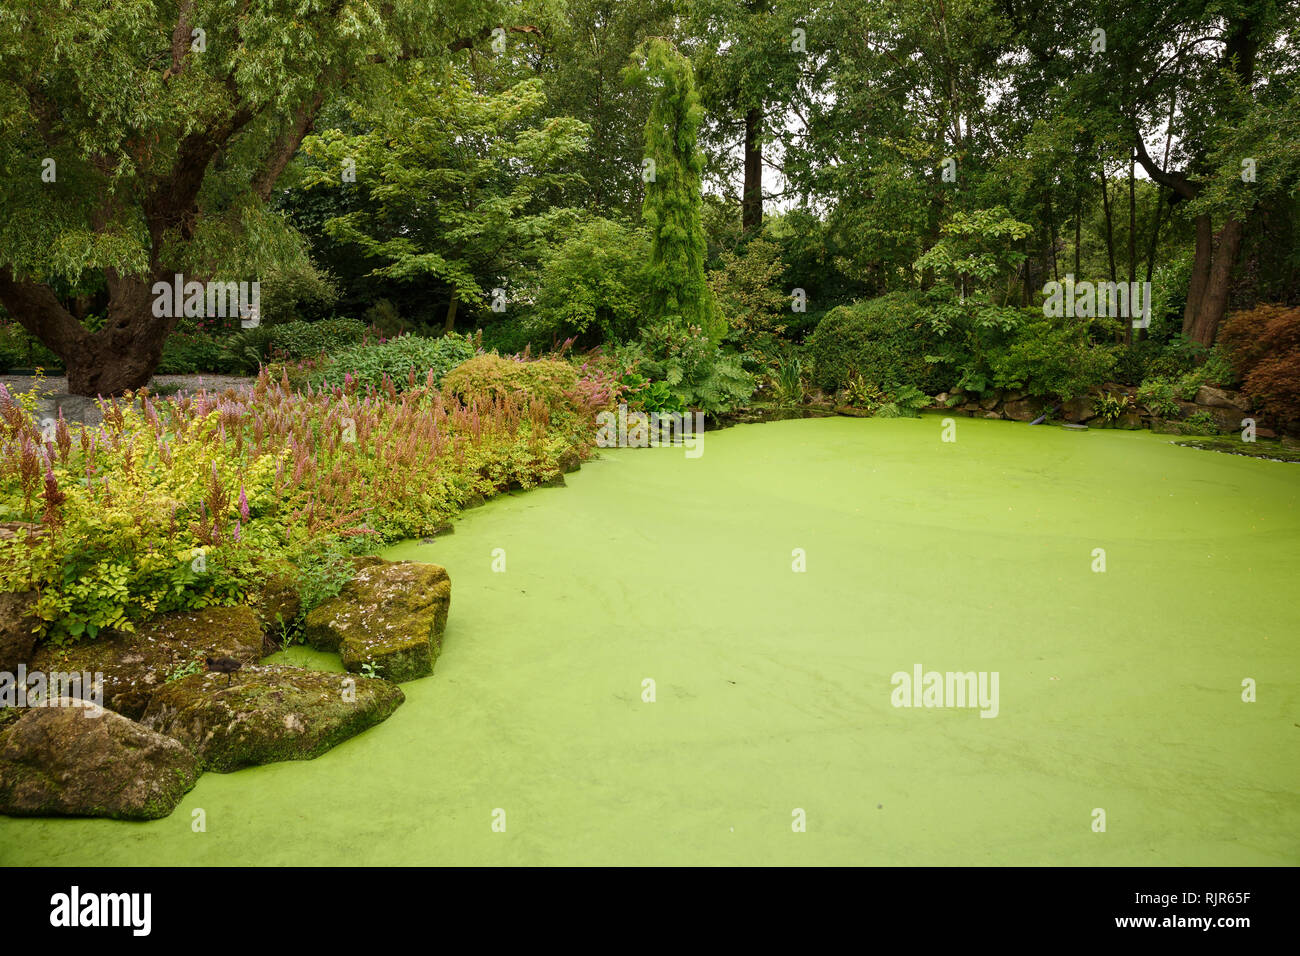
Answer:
[{"left": 1219, "top": 304, "right": 1300, "bottom": 431}]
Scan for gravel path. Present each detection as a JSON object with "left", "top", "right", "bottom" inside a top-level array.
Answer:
[{"left": 1, "top": 373, "right": 255, "bottom": 398}]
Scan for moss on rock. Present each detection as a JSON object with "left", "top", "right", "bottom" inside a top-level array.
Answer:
[
  {"left": 0, "top": 701, "right": 200, "bottom": 820},
  {"left": 141, "top": 665, "right": 404, "bottom": 772},
  {"left": 302, "top": 560, "right": 451, "bottom": 683},
  {"left": 0, "top": 590, "right": 39, "bottom": 674},
  {"left": 29, "top": 605, "right": 263, "bottom": 719}
]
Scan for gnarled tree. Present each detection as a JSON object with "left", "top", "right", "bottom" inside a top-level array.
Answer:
[{"left": 0, "top": 0, "right": 504, "bottom": 395}]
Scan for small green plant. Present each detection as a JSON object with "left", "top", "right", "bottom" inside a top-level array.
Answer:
[
  {"left": 165, "top": 656, "right": 204, "bottom": 683},
  {"left": 1094, "top": 391, "right": 1132, "bottom": 424},
  {"left": 271, "top": 612, "right": 300, "bottom": 653},
  {"left": 886, "top": 384, "right": 929, "bottom": 418},
  {"left": 771, "top": 353, "right": 805, "bottom": 407},
  {"left": 1136, "top": 379, "right": 1181, "bottom": 419},
  {"left": 1179, "top": 410, "right": 1221, "bottom": 435},
  {"left": 296, "top": 544, "right": 356, "bottom": 614},
  {"left": 843, "top": 371, "right": 882, "bottom": 409},
  {"left": 359, "top": 660, "right": 383, "bottom": 679}
]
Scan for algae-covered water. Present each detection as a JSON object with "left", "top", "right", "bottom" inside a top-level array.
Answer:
[{"left": 3, "top": 416, "right": 1298, "bottom": 865}]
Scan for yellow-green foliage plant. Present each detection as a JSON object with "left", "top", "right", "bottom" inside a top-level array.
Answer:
[{"left": 0, "top": 365, "right": 616, "bottom": 645}]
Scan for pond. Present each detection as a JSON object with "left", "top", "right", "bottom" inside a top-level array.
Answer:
[{"left": 3, "top": 416, "right": 1298, "bottom": 865}]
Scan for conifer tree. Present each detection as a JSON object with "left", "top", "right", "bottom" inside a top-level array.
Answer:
[{"left": 628, "top": 39, "right": 725, "bottom": 344}]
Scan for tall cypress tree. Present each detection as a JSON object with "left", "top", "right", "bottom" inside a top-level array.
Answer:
[{"left": 628, "top": 39, "right": 725, "bottom": 343}]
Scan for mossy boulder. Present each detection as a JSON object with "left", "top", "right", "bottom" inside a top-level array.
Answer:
[
  {"left": 0, "top": 701, "right": 199, "bottom": 820},
  {"left": 302, "top": 560, "right": 451, "bottom": 683},
  {"left": 0, "top": 590, "right": 39, "bottom": 674},
  {"left": 140, "top": 665, "right": 403, "bottom": 772},
  {"left": 29, "top": 605, "right": 263, "bottom": 719}
]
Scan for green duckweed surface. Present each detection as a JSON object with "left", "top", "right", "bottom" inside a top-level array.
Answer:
[{"left": 3, "top": 416, "right": 1298, "bottom": 865}]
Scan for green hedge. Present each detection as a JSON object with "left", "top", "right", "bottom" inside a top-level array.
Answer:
[
  {"left": 312, "top": 333, "right": 476, "bottom": 392},
  {"left": 806, "top": 293, "right": 946, "bottom": 393}
]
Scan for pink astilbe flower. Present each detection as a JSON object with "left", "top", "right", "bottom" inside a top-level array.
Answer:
[{"left": 238, "top": 484, "right": 250, "bottom": 522}]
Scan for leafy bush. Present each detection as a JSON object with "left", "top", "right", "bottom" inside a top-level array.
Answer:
[
  {"left": 1136, "top": 379, "right": 1182, "bottom": 418},
  {"left": 1218, "top": 304, "right": 1300, "bottom": 431},
  {"left": 0, "top": 324, "right": 27, "bottom": 372},
  {"left": 627, "top": 321, "right": 755, "bottom": 415},
  {"left": 711, "top": 237, "right": 791, "bottom": 367},
  {"left": 1093, "top": 391, "right": 1132, "bottom": 424},
  {"left": 0, "top": 322, "right": 65, "bottom": 372},
  {"left": 295, "top": 540, "right": 360, "bottom": 613},
  {"left": 988, "top": 318, "right": 1116, "bottom": 400},
  {"left": 157, "top": 331, "right": 225, "bottom": 374},
  {"left": 219, "top": 317, "right": 368, "bottom": 374},
  {"left": 363, "top": 299, "right": 407, "bottom": 338},
  {"left": 314, "top": 333, "right": 476, "bottom": 392},
  {"left": 807, "top": 293, "right": 946, "bottom": 393},
  {"left": 1180, "top": 410, "right": 1221, "bottom": 435},
  {"left": 770, "top": 352, "right": 805, "bottom": 407},
  {"left": 441, "top": 353, "right": 582, "bottom": 408},
  {"left": 841, "top": 374, "right": 927, "bottom": 418},
  {"left": 617, "top": 367, "right": 686, "bottom": 414},
  {"left": 257, "top": 259, "right": 340, "bottom": 326},
  {"left": 531, "top": 218, "right": 650, "bottom": 345}
]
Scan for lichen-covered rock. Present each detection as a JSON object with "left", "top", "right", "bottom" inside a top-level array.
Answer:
[
  {"left": 140, "top": 665, "right": 404, "bottom": 772},
  {"left": 0, "top": 591, "right": 39, "bottom": 674},
  {"left": 0, "top": 701, "right": 199, "bottom": 820},
  {"left": 29, "top": 605, "right": 263, "bottom": 719},
  {"left": 1195, "top": 385, "right": 1250, "bottom": 411},
  {"left": 558, "top": 447, "right": 583, "bottom": 474},
  {"left": 302, "top": 560, "right": 451, "bottom": 682},
  {"left": 1062, "top": 395, "right": 1095, "bottom": 423},
  {"left": 1002, "top": 397, "right": 1046, "bottom": 422}
]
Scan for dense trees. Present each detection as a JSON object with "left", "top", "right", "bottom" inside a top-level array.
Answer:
[
  {"left": 0, "top": 0, "right": 1297, "bottom": 394},
  {"left": 0, "top": 0, "right": 505, "bottom": 394}
]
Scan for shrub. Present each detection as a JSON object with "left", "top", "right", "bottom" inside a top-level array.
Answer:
[
  {"left": 532, "top": 218, "right": 650, "bottom": 345},
  {"left": 1180, "top": 410, "right": 1221, "bottom": 435},
  {"left": 314, "top": 333, "right": 476, "bottom": 392},
  {"left": 1173, "top": 345, "right": 1236, "bottom": 399},
  {"left": 806, "top": 293, "right": 946, "bottom": 393},
  {"left": 157, "top": 331, "right": 224, "bottom": 374},
  {"left": 1218, "top": 304, "right": 1300, "bottom": 431},
  {"left": 1136, "top": 379, "right": 1182, "bottom": 418},
  {"left": 0, "top": 365, "right": 603, "bottom": 645},
  {"left": 363, "top": 299, "right": 407, "bottom": 338},
  {"left": 630, "top": 321, "right": 755, "bottom": 415},
  {"left": 1093, "top": 391, "right": 1132, "bottom": 424},
  {"left": 272, "top": 317, "right": 367, "bottom": 360},
  {"left": 219, "top": 317, "right": 368, "bottom": 374},
  {"left": 257, "top": 259, "right": 340, "bottom": 326},
  {"left": 441, "top": 353, "right": 580, "bottom": 408},
  {"left": 711, "top": 237, "right": 790, "bottom": 364},
  {"left": 989, "top": 318, "right": 1116, "bottom": 400},
  {"left": 770, "top": 352, "right": 805, "bottom": 408}
]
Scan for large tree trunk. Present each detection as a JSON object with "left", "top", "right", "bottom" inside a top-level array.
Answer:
[
  {"left": 742, "top": 107, "right": 763, "bottom": 233},
  {"left": 1184, "top": 217, "right": 1244, "bottom": 346},
  {"left": 0, "top": 267, "right": 177, "bottom": 395}
]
